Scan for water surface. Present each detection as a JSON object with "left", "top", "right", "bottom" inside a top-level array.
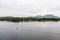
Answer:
[{"left": 0, "top": 21, "right": 60, "bottom": 40}]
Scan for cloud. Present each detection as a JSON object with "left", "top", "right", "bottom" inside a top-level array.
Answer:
[{"left": 0, "top": 0, "right": 60, "bottom": 17}]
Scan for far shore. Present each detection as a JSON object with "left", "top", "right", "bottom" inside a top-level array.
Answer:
[{"left": 0, "top": 17, "right": 60, "bottom": 22}]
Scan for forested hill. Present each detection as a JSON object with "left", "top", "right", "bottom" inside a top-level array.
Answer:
[{"left": 0, "top": 16, "right": 60, "bottom": 22}]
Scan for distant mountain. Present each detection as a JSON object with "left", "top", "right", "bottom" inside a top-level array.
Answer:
[
  {"left": 32, "top": 14, "right": 59, "bottom": 18},
  {"left": 34, "top": 15, "right": 43, "bottom": 18}
]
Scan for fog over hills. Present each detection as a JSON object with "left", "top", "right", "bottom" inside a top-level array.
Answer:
[{"left": 32, "top": 14, "right": 60, "bottom": 18}]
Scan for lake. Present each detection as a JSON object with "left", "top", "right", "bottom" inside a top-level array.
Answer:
[{"left": 0, "top": 21, "right": 60, "bottom": 40}]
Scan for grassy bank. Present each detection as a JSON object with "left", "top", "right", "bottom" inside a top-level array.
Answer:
[{"left": 0, "top": 17, "right": 60, "bottom": 22}]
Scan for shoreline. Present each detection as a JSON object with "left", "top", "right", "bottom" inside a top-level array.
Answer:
[{"left": 0, "top": 17, "right": 60, "bottom": 22}]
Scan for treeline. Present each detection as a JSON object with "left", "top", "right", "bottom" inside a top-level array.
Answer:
[{"left": 0, "top": 17, "right": 60, "bottom": 22}]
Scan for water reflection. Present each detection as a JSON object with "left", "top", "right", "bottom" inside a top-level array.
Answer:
[{"left": 0, "top": 21, "right": 60, "bottom": 40}]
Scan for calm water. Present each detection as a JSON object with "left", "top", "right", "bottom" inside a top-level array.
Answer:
[{"left": 0, "top": 21, "right": 60, "bottom": 40}]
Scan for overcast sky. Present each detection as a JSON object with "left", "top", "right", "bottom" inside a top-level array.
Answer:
[{"left": 0, "top": 0, "right": 60, "bottom": 17}]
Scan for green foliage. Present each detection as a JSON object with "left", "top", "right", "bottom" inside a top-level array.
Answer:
[{"left": 0, "top": 17, "right": 60, "bottom": 22}]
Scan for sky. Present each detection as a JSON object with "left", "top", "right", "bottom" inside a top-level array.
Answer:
[{"left": 0, "top": 0, "right": 60, "bottom": 17}]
